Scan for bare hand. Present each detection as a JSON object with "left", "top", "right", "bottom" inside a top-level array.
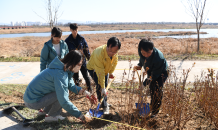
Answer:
[{"left": 84, "top": 115, "right": 92, "bottom": 122}]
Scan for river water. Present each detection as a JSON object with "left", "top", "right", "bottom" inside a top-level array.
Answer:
[{"left": 0, "top": 29, "right": 217, "bottom": 39}]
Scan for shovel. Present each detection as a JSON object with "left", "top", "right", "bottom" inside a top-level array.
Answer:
[
  {"left": 135, "top": 102, "right": 150, "bottom": 116},
  {"left": 134, "top": 67, "right": 150, "bottom": 116},
  {"left": 3, "top": 104, "right": 34, "bottom": 126},
  {"left": 87, "top": 76, "right": 116, "bottom": 118}
]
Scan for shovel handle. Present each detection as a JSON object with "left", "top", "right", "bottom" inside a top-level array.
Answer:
[
  {"left": 11, "top": 106, "right": 26, "bottom": 120},
  {"left": 106, "top": 76, "right": 116, "bottom": 91},
  {"left": 95, "top": 76, "right": 116, "bottom": 112},
  {"left": 99, "top": 76, "right": 116, "bottom": 104}
]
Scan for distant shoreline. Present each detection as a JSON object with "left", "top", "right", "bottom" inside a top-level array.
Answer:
[{"left": 0, "top": 23, "right": 218, "bottom": 34}]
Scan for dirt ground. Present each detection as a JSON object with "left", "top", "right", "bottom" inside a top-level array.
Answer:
[{"left": 0, "top": 85, "right": 216, "bottom": 130}]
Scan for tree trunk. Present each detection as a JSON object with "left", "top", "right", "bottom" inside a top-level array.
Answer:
[{"left": 197, "top": 29, "right": 200, "bottom": 53}]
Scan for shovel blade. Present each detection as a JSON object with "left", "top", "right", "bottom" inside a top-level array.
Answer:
[
  {"left": 135, "top": 103, "right": 150, "bottom": 115},
  {"left": 88, "top": 109, "right": 104, "bottom": 118}
]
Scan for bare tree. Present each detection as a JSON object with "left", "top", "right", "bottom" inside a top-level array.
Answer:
[
  {"left": 34, "top": 0, "right": 63, "bottom": 29},
  {"left": 182, "top": 0, "right": 207, "bottom": 52}
]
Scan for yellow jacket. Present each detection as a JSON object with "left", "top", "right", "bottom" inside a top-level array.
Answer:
[{"left": 87, "top": 44, "right": 118, "bottom": 88}]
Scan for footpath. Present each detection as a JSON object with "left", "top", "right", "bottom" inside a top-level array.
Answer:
[
  {"left": 1, "top": 60, "right": 218, "bottom": 84},
  {"left": 0, "top": 60, "right": 218, "bottom": 129}
]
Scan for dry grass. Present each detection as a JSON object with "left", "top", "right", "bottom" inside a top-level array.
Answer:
[
  {"left": 80, "top": 60, "right": 218, "bottom": 129},
  {"left": 1, "top": 31, "right": 218, "bottom": 59}
]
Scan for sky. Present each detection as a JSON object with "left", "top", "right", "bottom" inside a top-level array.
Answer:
[{"left": 0, "top": 0, "right": 218, "bottom": 24}]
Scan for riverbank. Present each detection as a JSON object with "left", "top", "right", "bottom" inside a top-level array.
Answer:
[
  {"left": 1, "top": 23, "right": 218, "bottom": 34},
  {"left": 0, "top": 31, "right": 218, "bottom": 61}
]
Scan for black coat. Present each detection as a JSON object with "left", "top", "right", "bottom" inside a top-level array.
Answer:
[{"left": 65, "top": 34, "right": 90, "bottom": 66}]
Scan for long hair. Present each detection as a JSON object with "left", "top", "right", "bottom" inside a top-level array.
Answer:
[{"left": 61, "top": 50, "right": 83, "bottom": 71}]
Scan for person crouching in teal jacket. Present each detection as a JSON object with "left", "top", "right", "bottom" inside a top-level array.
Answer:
[
  {"left": 24, "top": 50, "right": 96, "bottom": 123},
  {"left": 40, "top": 27, "right": 69, "bottom": 72}
]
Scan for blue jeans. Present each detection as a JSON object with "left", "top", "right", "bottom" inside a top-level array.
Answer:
[
  {"left": 88, "top": 70, "right": 108, "bottom": 107},
  {"left": 24, "top": 92, "right": 62, "bottom": 116}
]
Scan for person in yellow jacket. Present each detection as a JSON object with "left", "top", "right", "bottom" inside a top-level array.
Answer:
[{"left": 87, "top": 37, "right": 121, "bottom": 114}]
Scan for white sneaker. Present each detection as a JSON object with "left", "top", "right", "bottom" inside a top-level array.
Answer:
[
  {"left": 45, "top": 115, "right": 66, "bottom": 122},
  {"left": 103, "top": 106, "right": 110, "bottom": 114},
  {"left": 37, "top": 109, "right": 47, "bottom": 116}
]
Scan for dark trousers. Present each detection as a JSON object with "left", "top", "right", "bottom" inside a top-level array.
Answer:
[
  {"left": 88, "top": 70, "right": 108, "bottom": 107},
  {"left": 145, "top": 71, "right": 168, "bottom": 115},
  {"left": 73, "top": 65, "right": 91, "bottom": 90}
]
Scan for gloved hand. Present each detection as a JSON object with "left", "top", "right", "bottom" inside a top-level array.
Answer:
[
  {"left": 109, "top": 74, "right": 114, "bottom": 79},
  {"left": 84, "top": 90, "right": 91, "bottom": 97},
  {"left": 83, "top": 90, "right": 97, "bottom": 104},
  {"left": 101, "top": 88, "right": 107, "bottom": 96}
]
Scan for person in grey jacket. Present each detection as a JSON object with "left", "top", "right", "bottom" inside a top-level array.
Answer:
[
  {"left": 24, "top": 50, "right": 97, "bottom": 122},
  {"left": 40, "top": 27, "right": 69, "bottom": 72}
]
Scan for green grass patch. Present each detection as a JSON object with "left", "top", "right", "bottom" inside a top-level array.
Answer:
[
  {"left": 1, "top": 54, "right": 218, "bottom": 62},
  {"left": 0, "top": 84, "right": 27, "bottom": 95},
  {"left": 164, "top": 54, "right": 218, "bottom": 61},
  {"left": 118, "top": 55, "right": 140, "bottom": 61},
  {"left": 0, "top": 57, "right": 40, "bottom": 62}
]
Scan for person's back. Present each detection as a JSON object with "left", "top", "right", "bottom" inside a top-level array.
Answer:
[
  {"left": 24, "top": 51, "right": 96, "bottom": 123},
  {"left": 24, "top": 57, "right": 73, "bottom": 103}
]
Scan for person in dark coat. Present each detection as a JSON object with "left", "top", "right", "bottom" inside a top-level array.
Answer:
[
  {"left": 65, "top": 23, "right": 92, "bottom": 92},
  {"left": 134, "top": 38, "right": 168, "bottom": 118}
]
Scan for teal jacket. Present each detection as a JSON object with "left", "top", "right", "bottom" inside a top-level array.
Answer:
[
  {"left": 138, "top": 47, "right": 168, "bottom": 81},
  {"left": 24, "top": 57, "right": 82, "bottom": 118},
  {"left": 40, "top": 39, "right": 69, "bottom": 72}
]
